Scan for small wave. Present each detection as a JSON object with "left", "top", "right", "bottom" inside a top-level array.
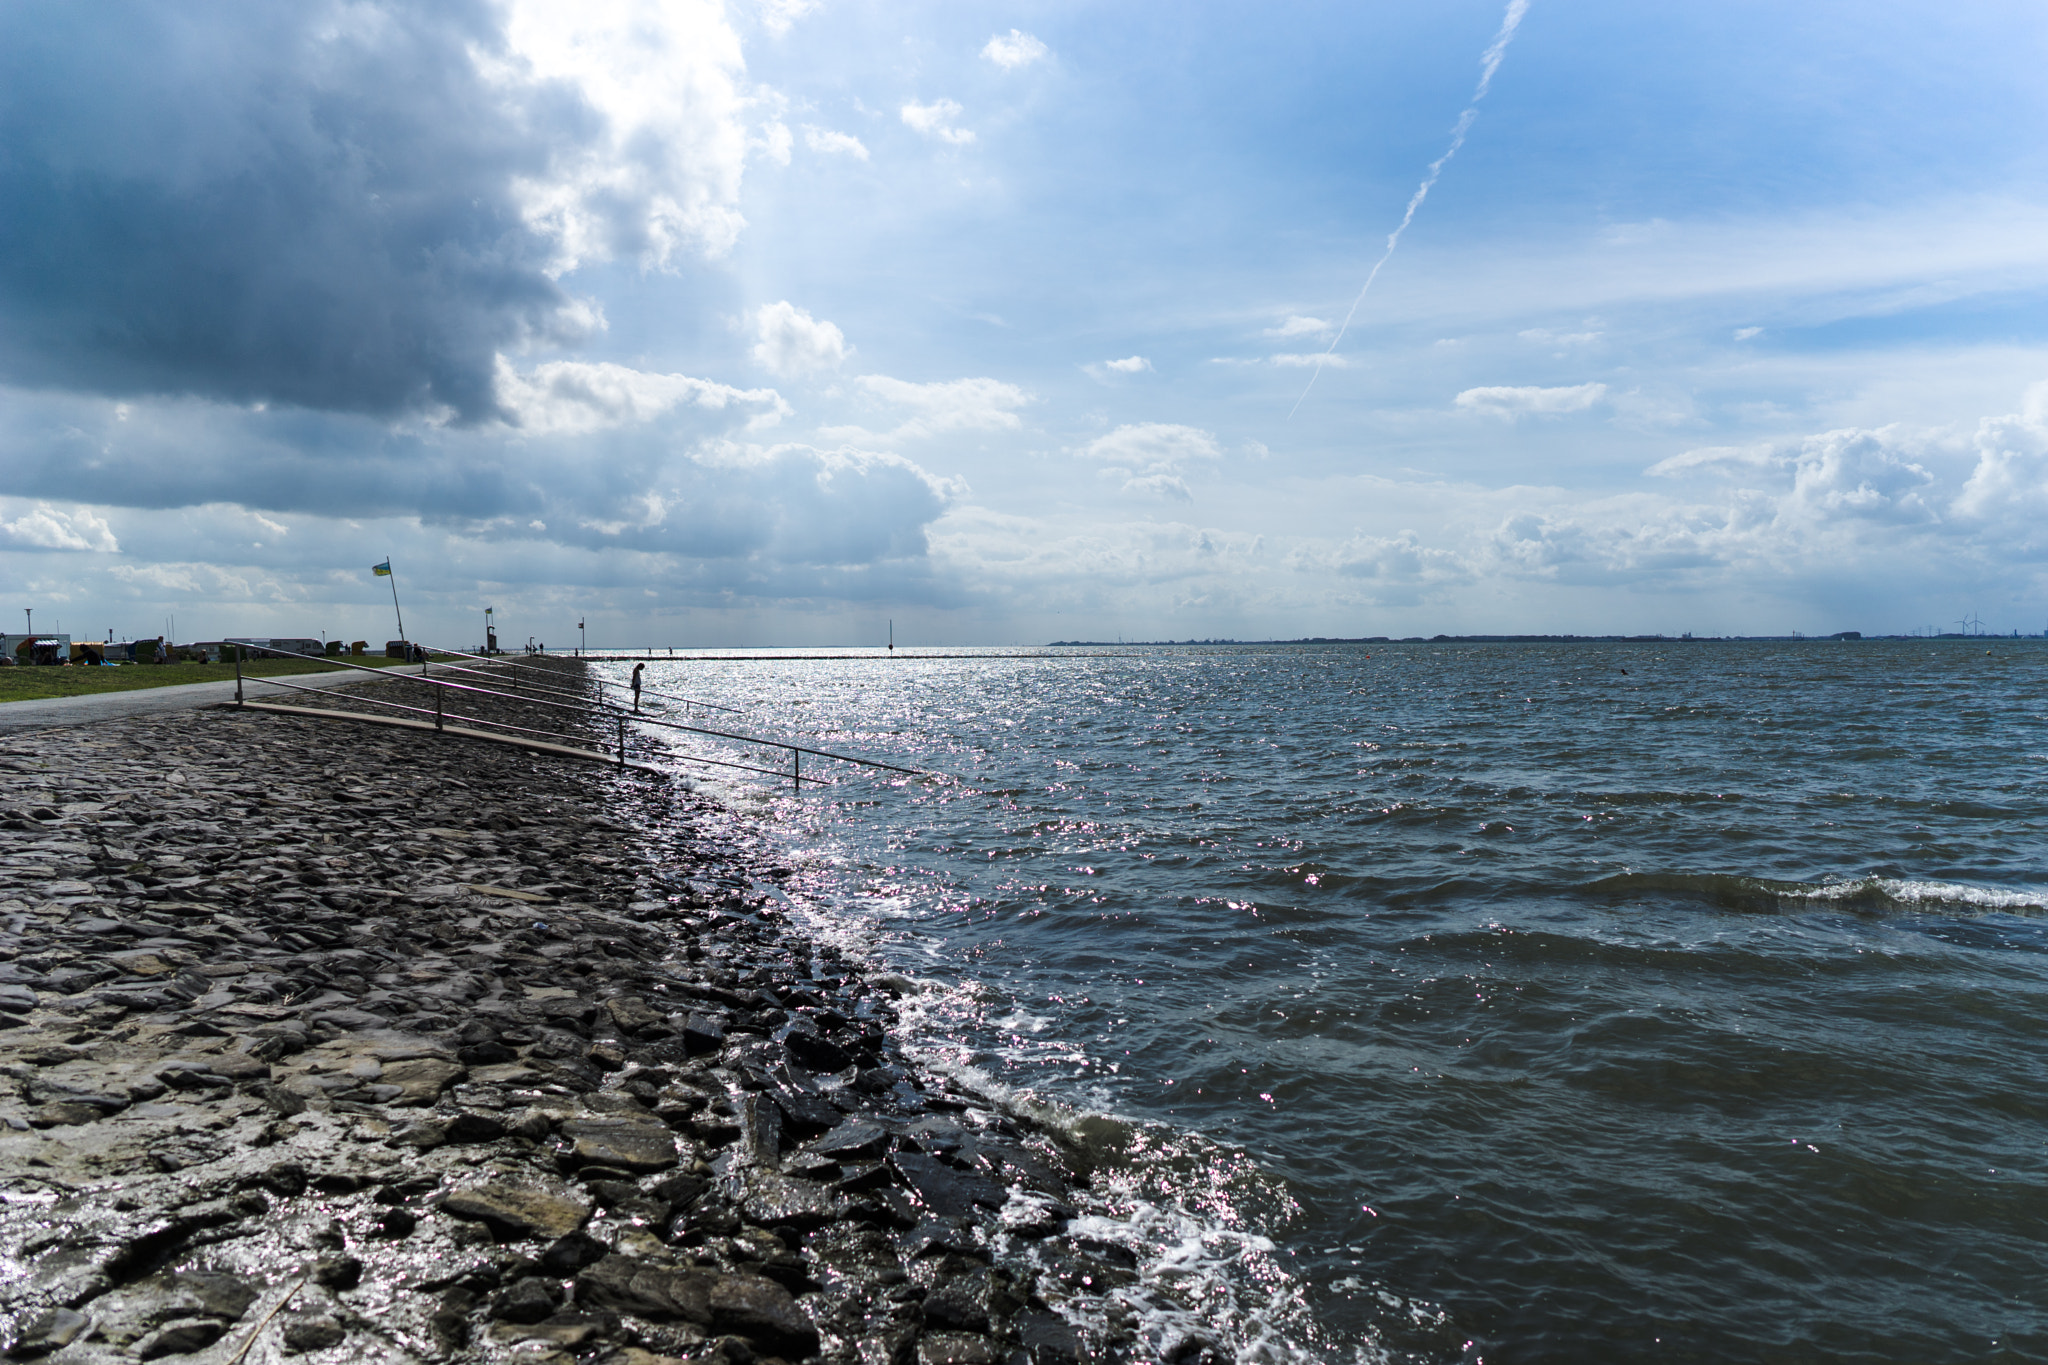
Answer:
[{"left": 1584, "top": 870, "right": 2048, "bottom": 917}]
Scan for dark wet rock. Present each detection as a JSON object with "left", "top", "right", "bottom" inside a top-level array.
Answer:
[
  {"left": 88, "top": 1270, "right": 259, "bottom": 1347},
  {"left": 559, "top": 1116, "right": 679, "bottom": 1173},
  {"left": 809, "top": 1118, "right": 891, "bottom": 1161},
  {"left": 134, "top": 1317, "right": 230, "bottom": 1359},
  {"left": 492, "top": 1275, "right": 562, "bottom": 1323},
  {"left": 3, "top": 1306, "right": 88, "bottom": 1358},
  {"left": 732, "top": 1170, "right": 843, "bottom": 1230},
  {"left": 312, "top": 1254, "right": 363, "bottom": 1290},
  {"left": 540, "top": 1229, "right": 612, "bottom": 1275},
  {"left": 575, "top": 1254, "right": 713, "bottom": 1323},
  {"left": 706, "top": 1272, "right": 820, "bottom": 1355},
  {"left": 442, "top": 1181, "right": 592, "bottom": 1241},
  {"left": 280, "top": 1315, "right": 348, "bottom": 1353},
  {"left": 890, "top": 1151, "right": 1008, "bottom": 1220},
  {"left": 681, "top": 1011, "right": 726, "bottom": 1054},
  {"left": 1015, "top": 1309, "right": 1087, "bottom": 1364},
  {"left": 374, "top": 1206, "right": 418, "bottom": 1238}
]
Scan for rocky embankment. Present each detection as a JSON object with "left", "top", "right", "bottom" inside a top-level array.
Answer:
[{"left": 0, "top": 682, "right": 1165, "bottom": 1364}]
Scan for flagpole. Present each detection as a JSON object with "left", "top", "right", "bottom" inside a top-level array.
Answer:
[{"left": 386, "top": 558, "right": 407, "bottom": 644}]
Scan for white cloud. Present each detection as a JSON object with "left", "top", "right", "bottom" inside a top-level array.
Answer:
[
  {"left": 0, "top": 502, "right": 119, "bottom": 553},
  {"left": 1455, "top": 382, "right": 1609, "bottom": 416},
  {"left": 1265, "top": 316, "right": 1333, "bottom": 339},
  {"left": 494, "top": 357, "right": 786, "bottom": 434},
  {"left": 1519, "top": 328, "right": 1602, "bottom": 345},
  {"left": 491, "top": 0, "right": 753, "bottom": 269},
  {"left": 1734, "top": 327, "right": 1764, "bottom": 341},
  {"left": 981, "top": 30, "right": 1049, "bottom": 69},
  {"left": 751, "top": 301, "right": 851, "bottom": 376},
  {"left": 752, "top": 120, "right": 793, "bottom": 165},
  {"left": 1104, "top": 356, "right": 1152, "bottom": 374},
  {"left": 1077, "top": 423, "right": 1224, "bottom": 468},
  {"left": 1269, "top": 352, "right": 1351, "bottom": 369},
  {"left": 1121, "top": 473, "right": 1191, "bottom": 502},
  {"left": 843, "top": 375, "right": 1032, "bottom": 440},
  {"left": 757, "top": 0, "right": 823, "bottom": 37},
  {"left": 1646, "top": 444, "right": 1782, "bottom": 478},
  {"left": 803, "top": 126, "right": 870, "bottom": 160},
  {"left": 901, "top": 98, "right": 975, "bottom": 145}
]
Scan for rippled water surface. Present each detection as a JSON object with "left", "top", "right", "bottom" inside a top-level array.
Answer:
[{"left": 605, "top": 641, "right": 2048, "bottom": 1363}]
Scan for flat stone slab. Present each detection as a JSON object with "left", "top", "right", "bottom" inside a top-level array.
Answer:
[{"left": 441, "top": 1181, "right": 591, "bottom": 1241}]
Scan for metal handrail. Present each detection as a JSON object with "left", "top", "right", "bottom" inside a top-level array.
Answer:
[
  {"left": 229, "top": 644, "right": 932, "bottom": 788},
  {"left": 426, "top": 642, "right": 743, "bottom": 714}
]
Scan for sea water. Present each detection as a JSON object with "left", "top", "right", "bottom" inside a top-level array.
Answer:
[{"left": 604, "top": 641, "right": 2048, "bottom": 1364}]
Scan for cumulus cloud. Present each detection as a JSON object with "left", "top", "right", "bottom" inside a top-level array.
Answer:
[
  {"left": 1075, "top": 423, "right": 1222, "bottom": 500},
  {"left": 1455, "top": 383, "right": 1609, "bottom": 416},
  {"left": 1264, "top": 316, "right": 1333, "bottom": 339},
  {"left": 1104, "top": 356, "right": 1153, "bottom": 374},
  {"left": 901, "top": 99, "right": 975, "bottom": 145},
  {"left": 981, "top": 30, "right": 1049, "bottom": 69},
  {"left": 0, "top": 0, "right": 754, "bottom": 425},
  {"left": 804, "top": 126, "right": 870, "bottom": 160},
  {"left": 494, "top": 358, "right": 786, "bottom": 435},
  {"left": 751, "top": 302, "right": 851, "bottom": 376},
  {"left": 0, "top": 502, "right": 118, "bottom": 552}
]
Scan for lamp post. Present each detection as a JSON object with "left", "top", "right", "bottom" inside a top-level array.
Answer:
[
  {"left": 579, "top": 618, "right": 586, "bottom": 656},
  {"left": 485, "top": 606, "right": 496, "bottom": 655}
]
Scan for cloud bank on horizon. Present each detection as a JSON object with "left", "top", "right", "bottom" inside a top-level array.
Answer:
[{"left": 3, "top": 0, "right": 2047, "bottom": 644}]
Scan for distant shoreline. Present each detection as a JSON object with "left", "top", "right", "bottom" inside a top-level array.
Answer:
[{"left": 1046, "top": 632, "right": 2046, "bottom": 646}]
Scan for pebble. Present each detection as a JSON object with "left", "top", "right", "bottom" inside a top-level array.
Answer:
[{"left": 0, "top": 667, "right": 1157, "bottom": 1363}]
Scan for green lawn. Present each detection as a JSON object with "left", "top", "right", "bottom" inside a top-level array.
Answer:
[{"left": 0, "top": 655, "right": 447, "bottom": 703}]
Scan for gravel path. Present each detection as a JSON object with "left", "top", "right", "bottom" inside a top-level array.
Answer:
[
  {"left": 0, "top": 669, "right": 391, "bottom": 735},
  {"left": 0, "top": 670, "right": 1180, "bottom": 1365}
]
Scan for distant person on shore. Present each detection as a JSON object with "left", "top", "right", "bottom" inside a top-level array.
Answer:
[{"left": 631, "top": 662, "right": 644, "bottom": 712}]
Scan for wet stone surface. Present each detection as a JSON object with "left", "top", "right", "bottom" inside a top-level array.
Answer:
[{"left": 0, "top": 676, "right": 1171, "bottom": 1364}]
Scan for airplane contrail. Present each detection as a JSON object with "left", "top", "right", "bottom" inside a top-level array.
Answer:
[{"left": 1288, "top": 0, "right": 1530, "bottom": 420}]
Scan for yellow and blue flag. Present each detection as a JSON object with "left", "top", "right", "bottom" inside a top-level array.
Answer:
[{"left": 372, "top": 559, "right": 391, "bottom": 576}]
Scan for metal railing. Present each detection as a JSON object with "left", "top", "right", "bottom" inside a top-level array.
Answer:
[{"left": 229, "top": 646, "right": 930, "bottom": 789}]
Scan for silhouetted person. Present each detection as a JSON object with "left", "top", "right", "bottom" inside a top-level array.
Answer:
[{"left": 631, "top": 662, "right": 645, "bottom": 712}]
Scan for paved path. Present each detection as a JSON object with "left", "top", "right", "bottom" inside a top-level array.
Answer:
[{"left": 0, "top": 667, "right": 420, "bottom": 733}]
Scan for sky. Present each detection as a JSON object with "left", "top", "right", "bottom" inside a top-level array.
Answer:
[{"left": 3, "top": 0, "right": 2047, "bottom": 647}]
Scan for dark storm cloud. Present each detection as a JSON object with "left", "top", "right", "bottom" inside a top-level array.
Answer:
[{"left": 0, "top": 1, "right": 594, "bottom": 422}]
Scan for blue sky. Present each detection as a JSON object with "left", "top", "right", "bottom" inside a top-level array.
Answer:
[{"left": 4, "top": 0, "right": 2047, "bottom": 645}]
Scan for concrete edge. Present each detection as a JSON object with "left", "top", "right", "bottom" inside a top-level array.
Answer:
[{"left": 229, "top": 701, "right": 664, "bottom": 774}]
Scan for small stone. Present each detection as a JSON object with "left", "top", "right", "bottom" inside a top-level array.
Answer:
[
  {"left": 558, "top": 1117, "right": 678, "bottom": 1173},
  {"left": 445, "top": 1110, "right": 507, "bottom": 1143},
  {"left": 441, "top": 1181, "right": 592, "bottom": 1241},
  {"left": 29, "top": 1100, "right": 103, "bottom": 1127},
  {"left": 374, "top": 1207, "right": 417, "bottom": 1238},
  {"left": 587, "top": 1040, "right": 629, "bottom": 1071},
  {"left": 0, "top": 983, "right": 38, "bottom": 1013},
  {"left": 5, "top": 1306, "right": 88, "bottom": 1356},
  {"left": 312, "top": 1255, "right": 363, "bottom": 1290},
  {"left": 706, "top": 1273, "right": 819, "bottom": 1356},
  {"left": 807, "top": 1119, "right": 889, "bottom": 1161},
  {"left": 134, "top": 1318, "right": 228, "bottom": 1359},
  {"left": 606, "top": 995, "right": 665, "bottom": 1033},
  {"left": 574, "top": 1255, "right": 713, "bottom": 1324},
  {"left": 280, "top": 1315, "right": 347, "bottom": 1353},
  {"left": 490, "top": 1277, "right": 560, "bottom": 1324},
  {"left": 681, "top": 1012, "right": 725, "bottom": 1054},
  {"left": 380, "top": 1056, "right": 465, "bottom": 1106},
  {"left": 538, "top": 1230, "right": 610, "bottom": 1275}
]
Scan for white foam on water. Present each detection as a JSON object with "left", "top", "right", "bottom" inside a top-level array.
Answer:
[{"left": 1792, "top": 877, "right": 2048, "bottom": 914}]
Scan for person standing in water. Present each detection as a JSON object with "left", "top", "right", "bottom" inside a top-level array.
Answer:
[{"left": 630, "top": 662, "right": 644, "bottom": 712}]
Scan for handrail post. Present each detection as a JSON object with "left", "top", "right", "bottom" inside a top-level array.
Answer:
[
  {"left": 234, "top": 649, "right": 243, "bottom": 705},
  {"left": 436, "top": 680, "right": 444, "bottom": 732},
  {"left": 617, "top": 715, "right": 625, "bottom": 767},
  {"left": 793, "top": 747, "right": 800, "bottom": 792}
]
